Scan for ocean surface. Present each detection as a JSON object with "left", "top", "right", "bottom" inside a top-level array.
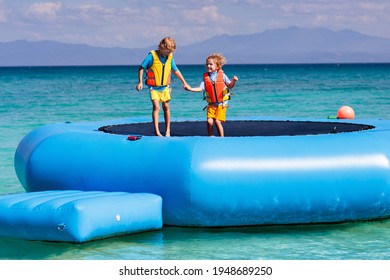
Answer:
[{"left": 1, "top": 63, "right": 390, "bottom": 260}]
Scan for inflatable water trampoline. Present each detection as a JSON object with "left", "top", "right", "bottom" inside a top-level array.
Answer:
[{"left": 14, "top": 117, "right": 390, "bottom": 227}]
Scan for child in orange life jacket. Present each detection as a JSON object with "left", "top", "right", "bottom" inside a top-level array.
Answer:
[
  {"left": 186, "top": 53, "right": 238, "bottom": 137},
  {"left": 136, "top": 37, "right": 189, "bottom": 137}
]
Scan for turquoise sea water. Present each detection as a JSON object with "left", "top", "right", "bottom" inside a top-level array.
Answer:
[{"left": 1, "top": 64, "right": 390, "bottom": 260}]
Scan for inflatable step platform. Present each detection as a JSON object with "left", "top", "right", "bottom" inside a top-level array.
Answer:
[{"left": 0, "top": 190, "right": 162, "bottom": 243}]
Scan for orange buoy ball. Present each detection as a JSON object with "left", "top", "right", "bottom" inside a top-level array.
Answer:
[{"left": 337, "top": 106, "right": 355, "bottom": 119}]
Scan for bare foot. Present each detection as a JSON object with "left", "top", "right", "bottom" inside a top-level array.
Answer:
[{"left": 165, "top": 130, "right": 171, "bottom": 137}]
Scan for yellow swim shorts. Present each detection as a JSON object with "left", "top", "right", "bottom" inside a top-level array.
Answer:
[
  {"left": 150, "top": 87, "right": 171, "bottom": 102},
  {"left": 207, "top": 104, "right": 227, "bottom": 122}
]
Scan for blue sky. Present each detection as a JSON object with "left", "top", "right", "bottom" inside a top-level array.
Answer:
[{"left": 1, "top": 0, "right": 390, "bottom": 48}]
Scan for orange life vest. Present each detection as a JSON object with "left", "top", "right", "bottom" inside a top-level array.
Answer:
[
  {"left": 203, "top": 70, "right": 230, "bottom": 104},
  {"left": 146, "top": 50, "right": 172, "bottom": 86}
]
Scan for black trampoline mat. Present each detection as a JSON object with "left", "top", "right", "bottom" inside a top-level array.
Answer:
[{"left": 98, "top": 120, "right": 375, "bottom": 137}]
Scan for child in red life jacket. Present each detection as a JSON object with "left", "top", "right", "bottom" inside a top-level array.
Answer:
[
  {"left": 136, "top": 37, "right": 189, "bottom": 137},
  {"left": 186, "top": 53, "right": 238, "bottom": 137}
]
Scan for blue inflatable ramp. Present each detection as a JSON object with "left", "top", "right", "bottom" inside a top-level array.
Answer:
[{"left": 0, "top": 190, "right": 162, "bottom": 243}]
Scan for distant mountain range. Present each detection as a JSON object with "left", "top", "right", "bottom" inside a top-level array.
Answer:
[{"left": 1, "top": 26, "right": 390, "bottom": 66}]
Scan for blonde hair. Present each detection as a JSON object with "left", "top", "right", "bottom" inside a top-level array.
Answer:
[
  {"left": 206, "top": 53, "right": 227, "bottom": 68},
  {"left": 158, "top": 37, "right": 176, "bottom": 54}
]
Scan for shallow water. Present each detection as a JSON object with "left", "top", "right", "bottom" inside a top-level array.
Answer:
[{"left": 1, "top": 221, "right": 389, "bottom": 260}]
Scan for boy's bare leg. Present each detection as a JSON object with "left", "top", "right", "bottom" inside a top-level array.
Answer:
[
  {"left": 162, "top": 101, "right": 171, "bottom": 137},
  {"left": 207, "top": 118, "right": 214, "bottom": 136},
  {"left": 215, "top": 120, "right": 224, "bottom": 137},
  {"left": 152, "top": 100, "right": 162, "bottom": 136}
]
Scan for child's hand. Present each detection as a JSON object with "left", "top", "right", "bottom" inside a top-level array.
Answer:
[
  {"left": 136, "top": 83, "right": 143, "bottom": 91},
  {"left": 184, "top": 85, "right": 192, "bottom": 91},
  {"left": 228, "top": 76, "right": 238, "bottom": 89},
  {"left": 183, "top": 83, "right": 192, "bottom": 91}
]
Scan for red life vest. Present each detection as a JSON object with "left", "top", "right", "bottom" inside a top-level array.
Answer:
[{"left": 203, "top": 70, "right": 229, "bottom": 104}]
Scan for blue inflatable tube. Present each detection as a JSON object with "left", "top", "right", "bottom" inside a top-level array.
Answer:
[
  {"left": 0, "top": 190, "right": 162, "bottom": 242},
  {"left": 14, "top": 118, "right": 390, "bottom": 226}
]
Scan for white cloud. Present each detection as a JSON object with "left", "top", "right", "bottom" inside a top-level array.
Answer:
[
  {"left": 72, "top": 4, "right": 115, "bottom": 25},
  {"left": 26, "top": 2, "right": 62, "bottom": 21},
  {"left": 185, "top": 5, "right": 233, "bottom": 25}
]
